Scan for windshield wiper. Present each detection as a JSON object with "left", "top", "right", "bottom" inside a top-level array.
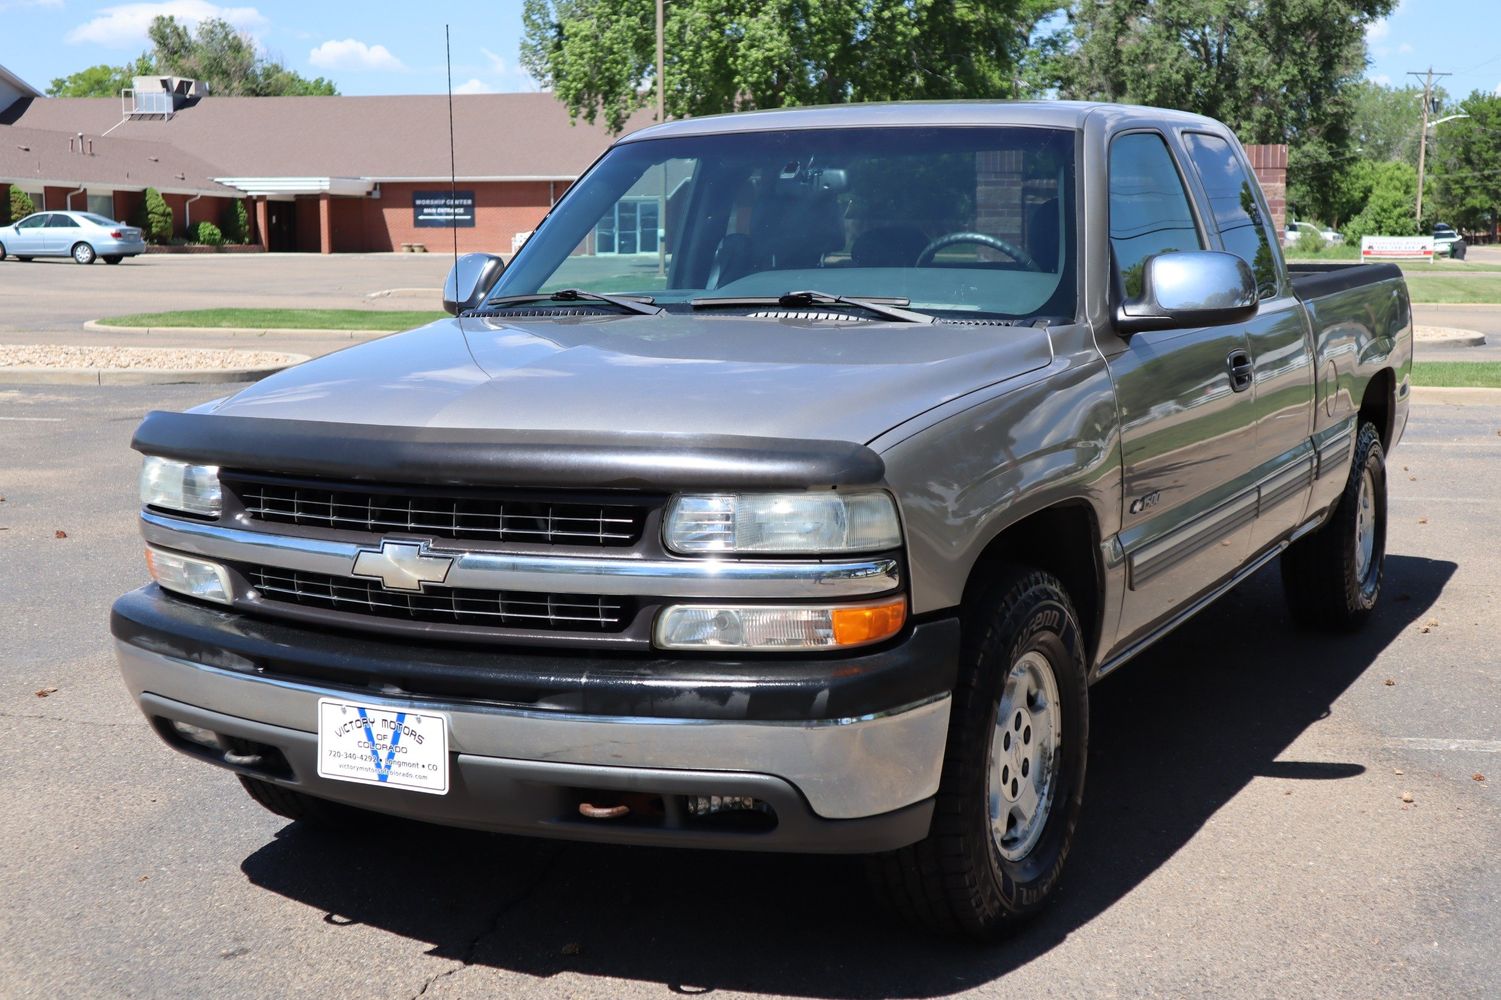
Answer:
[
  {"left": 474, "top": 288, "right": 662, "bottom": 317},
  {"left": 692, "top": 289, "right": 934, "bottom": 324}
]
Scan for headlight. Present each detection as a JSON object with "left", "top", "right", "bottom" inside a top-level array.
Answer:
[
  {"left": 140, "top": 456, "right": 221, "bottom": 517},
  {"left": 663, "top": 491, "right": 901, "bottom": 555},
  {"left": 144, "top": 546, "right": 233, "bottom": 605},
  {"left": 655, "top": 598, "right": 906, "bottom": 651}
]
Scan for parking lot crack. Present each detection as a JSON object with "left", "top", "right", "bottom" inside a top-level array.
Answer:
[{"left": 411, "top": 844, "right": 566, "bottom": 999}]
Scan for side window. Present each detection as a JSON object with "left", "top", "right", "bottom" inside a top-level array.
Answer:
[
  {"left": 17, "top": 214, "right": 47, "bottom": 229},
  {"left": 47, "top": 214, "right": 80, "bottom": 228},
  {"left": 1108, "top": 132, "right": 1203, "bottom": 299},
  {"left": 1183, "top": 132, "right": 1280, "bottom": 298}
]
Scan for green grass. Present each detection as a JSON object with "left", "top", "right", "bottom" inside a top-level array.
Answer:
[
  {"left": 1402, "top": 275, "right": 1501, "bottom": 304},
  {"left": 1411, "top": 362, "right": 1501, "bottom": 388},
  {"left": 100, "top": 308, "right": 444, "bottom": 331}
]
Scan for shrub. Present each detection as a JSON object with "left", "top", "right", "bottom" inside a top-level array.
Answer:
[
  {"left": 194, "top": 221, "right": 224, "bottom": 246},
  {"left": 225, "top": 199, "right": 251, "bottom": 244},
  {"left": 7, "top": 187, "right": 35, "bottom": 225},
  {"left": 1294, "top": 227, "right": 1328, "bottom": 255},
  {"left": 133, "top": 187, "right": 173, "bottom": 244}
]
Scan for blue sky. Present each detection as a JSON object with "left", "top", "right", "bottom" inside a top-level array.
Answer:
[{"left": 1, "top": 0, "right": 1497, "bottom": 102}]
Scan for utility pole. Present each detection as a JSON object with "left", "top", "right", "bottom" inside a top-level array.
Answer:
[
  {"left": 655, "top": 0, "right": 666, "bottom": 122},
  {"left": 1409, "top": 66, "right": 1451, "bottom": 224}
]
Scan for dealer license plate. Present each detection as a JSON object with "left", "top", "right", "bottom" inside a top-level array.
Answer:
[{"left": 316, "top": 699, "right": 449, "bottom": 794}]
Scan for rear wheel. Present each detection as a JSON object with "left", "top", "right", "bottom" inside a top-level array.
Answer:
[
  {"left": 0, "top": 240, "right": 6, "bottom": 259},
  {"left": 1281, "top": 421, "right": 1387, "bottom": 630},
  {"left": 17, "top": 256, "right": 32, "bottom": 262},
  {"left": 869, "top": 568, "right": 1088, "bottom": 939},
  {"left": 103, "top": 255, "right": 123, "bottom": 265},
  {"left": 71, "top": 242, "right": 96, "bottom": 265}
]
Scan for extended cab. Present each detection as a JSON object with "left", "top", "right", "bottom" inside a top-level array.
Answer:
[{"left": 113, "top": 102, "right": 1411, "bottom": 938}]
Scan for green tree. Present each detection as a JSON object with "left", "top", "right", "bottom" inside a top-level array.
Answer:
[
  {"left": 522, "top": 0, "right": 1061, "bottom": 134},
  {"left": 194, "top": 221, "right": 224, "bottom": 245},
  {"left": 147, "top": 16, "right": 337, "bottom": 96},
  {"left": 6, "top": 188, "right": 36, "bottom": 226},
  {"left": 134, "top": 188, "right": 174, "bottom": 244},
  {"left": 46, "top": 57, "right": 153, "bottom": 97},
  {"left": 1348, "top": 80, "right": 1430, "bottom": 167},
  {"left": 1340, "top": 160, "right": 1419, "bottom": 243},
  {"left": 1430, "top": 91, "right": 1501, "bottom": 232},
  {"left": 46, "top": 17, "right": 337, "bottom": 102},
  {"left": 1051, "top": 0, "right": 1395, "bottom": 227}
]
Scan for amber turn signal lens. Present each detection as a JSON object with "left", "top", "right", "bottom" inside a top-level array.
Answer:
[{"left": 831, "top": 598, "right": 907, "bottom": 646}]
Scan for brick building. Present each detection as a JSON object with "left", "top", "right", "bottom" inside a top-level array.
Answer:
[{"left": 0, "top": 68, "right": 640, "bottom": 254}]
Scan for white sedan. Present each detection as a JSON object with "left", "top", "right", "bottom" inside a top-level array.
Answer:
[{"left": 0, "top": 211, "right": 147, "bottom": 264}]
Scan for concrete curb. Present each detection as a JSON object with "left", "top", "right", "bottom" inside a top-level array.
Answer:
[
  {"left": 1414, "top": 325, "right": 1487, "bottom": 349},
  {"left": 366, "top": 287, "right": 441, "bottom": 300},
  {"left": 0, "top": 363, "right": 300, "bottom": 386},
  {"left": 83, "top": 319, "right": 394, "bottom": 339},
  {"left": 1410, "top": 386, "right": 1501, "bottom": 404},
  {"left": 1410, "top": 301, "right": 1501, "bottom": 309}
]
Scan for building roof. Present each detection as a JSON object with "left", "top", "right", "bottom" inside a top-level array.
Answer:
[
  {"left": 0, "top": 123, "right": 237, "bottom": 196},
  {"left": 2, "top": 93, "right": 651, "bottom": 186},
  {"left": 0, "top": 64, "right": 42, "bottom": 104}
]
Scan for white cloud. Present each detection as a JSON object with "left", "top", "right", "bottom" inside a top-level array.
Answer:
[
  {"left": 0, "top": 0, "right": 63, "bottom": 11},
  {"left": 1366, "top": 19, "right": 1390, "bottom": 42},
  {"left": 308, "top": 38, "right": 404, "bottom": 72},
  {"left": 453, "top": 77, "right": 496, "bottom": 95},
  {"left": 1397, "top": 42, "right": 1412, "bottom": 54},
  {"left": 480, "top": 47, "right": 508, "bottom": 75},
  {"left": 66, "top": 2, "right": 266, "bottom": 47},
  {"left": 1372, "top": 73, "right": 1392, "bottom": 86}
]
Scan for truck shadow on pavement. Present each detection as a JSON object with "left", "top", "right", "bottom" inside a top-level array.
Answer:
[{"left": 241, "top": 553, "right": 1455, "bottom": 998}]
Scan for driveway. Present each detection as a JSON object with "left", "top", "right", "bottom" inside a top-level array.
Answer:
[{"left": 0, "top": 384, "right": 1496, "bottom": 999}]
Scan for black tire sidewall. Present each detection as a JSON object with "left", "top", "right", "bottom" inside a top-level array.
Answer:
[
  {"left": 966, "top": 577, "right": 1089, "bottom": 917},
  {"left": 1340, "top": 426, "right": 1387, "bottom": 612}
]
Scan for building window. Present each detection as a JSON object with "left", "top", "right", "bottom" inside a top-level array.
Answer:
[
  {"left": 87, "top": 193, "right": 115, "bottom": 220},
  {"left": 593, "top": 196, "right": 661, "bottom": 256}
]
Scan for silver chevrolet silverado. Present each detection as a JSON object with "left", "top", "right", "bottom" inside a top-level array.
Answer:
[{"left": 113, "top": 102, "right": 1411, "bottom": 938}]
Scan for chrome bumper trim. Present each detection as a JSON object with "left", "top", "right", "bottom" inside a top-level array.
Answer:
[
  {"left": 115, "top": 640, "right": 949, "bottom": 820},
  {"left": 139, "top": 510, "right": 900, "bottom": 599}
]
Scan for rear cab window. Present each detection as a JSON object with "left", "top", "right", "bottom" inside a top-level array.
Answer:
[{"left": 1181, "top": 132, "right": 1284, "bottom": 298}]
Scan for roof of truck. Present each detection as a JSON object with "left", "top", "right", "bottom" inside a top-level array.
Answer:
[{"left": 617, "top": 100, "right": 1227, "bottom": 143}]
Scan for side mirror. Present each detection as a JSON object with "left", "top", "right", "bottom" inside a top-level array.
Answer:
[
  {"left": 1115, "top": 250, "right": 1258, "bottom": 334},
  {"left": 442, "top": 252, "right": 506, "bottom": 316}
]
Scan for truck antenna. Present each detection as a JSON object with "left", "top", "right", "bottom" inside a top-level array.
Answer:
[{"left": 445, "top": 24, "right": 459, "bottom": 271}]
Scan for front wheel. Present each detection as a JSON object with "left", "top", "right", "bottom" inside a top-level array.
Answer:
[
  {"left": 1281, "top": 421, "right": 1387, "bottom": 630},
  {"left": 72, "top": 242, "right": 96, "bottom": 265},
  {"left": 869, "top": 568, "right": 1089, "bottom": 939},
  {"left": 0, "top": 240, "right": 6, "bottom": 260}
]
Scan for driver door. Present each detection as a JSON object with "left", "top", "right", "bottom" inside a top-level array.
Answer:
[{"left": 10, "top": 213, "right": 48, "bottom": 254}]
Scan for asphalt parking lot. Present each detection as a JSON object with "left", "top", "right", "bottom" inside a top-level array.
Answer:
[{"left": 1, "top": 379, "right": 1496, "bottom": 999}]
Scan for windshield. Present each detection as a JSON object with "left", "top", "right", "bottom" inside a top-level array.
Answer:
[{"left": 491, "top": 125, "right": 1077, "bottom": 320}]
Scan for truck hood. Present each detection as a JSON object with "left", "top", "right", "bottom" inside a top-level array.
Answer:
[{"left": 208, "top": 314, "right": 1053, "bottom": 446}]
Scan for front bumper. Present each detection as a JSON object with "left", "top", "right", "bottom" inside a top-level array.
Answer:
[{"left": 111, "top": 587, "right": 958, "bottom": 852}]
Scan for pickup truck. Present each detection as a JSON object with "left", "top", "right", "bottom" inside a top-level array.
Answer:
[{"left": 112, "top": 101, "right": 1412, "bottom": 939}]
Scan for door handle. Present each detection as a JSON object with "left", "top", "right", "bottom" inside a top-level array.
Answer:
[{"left": 1227, "top": 350, "right": 1254, "bottom": 393}]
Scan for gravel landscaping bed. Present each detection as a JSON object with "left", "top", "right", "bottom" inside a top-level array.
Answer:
[{"left": 0, "top": 344, "right": 301, "bottom": 370}]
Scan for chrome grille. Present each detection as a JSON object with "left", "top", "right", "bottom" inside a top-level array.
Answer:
[
  {"left": 227, "top": 477, "right": 646, "bottom": 547},
  {"left": 245, "top": 565, "right": 631, "bottom": 632}
]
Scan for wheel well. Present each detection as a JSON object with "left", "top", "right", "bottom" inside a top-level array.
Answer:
[
  {"left": 1359, "top": 368, "right": 1395, "bottom": 451},
  {"left": 962, "top": 502, "right": 1103, "bottom": 661}
]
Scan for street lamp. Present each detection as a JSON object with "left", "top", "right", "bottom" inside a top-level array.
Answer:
[{"left": 1416, "top": 110, "right": 1469, "bottom": 223}]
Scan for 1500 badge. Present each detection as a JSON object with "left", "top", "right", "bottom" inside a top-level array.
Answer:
[{"left": 1129, "top": 490, "right": 1162, "bottom": 515}]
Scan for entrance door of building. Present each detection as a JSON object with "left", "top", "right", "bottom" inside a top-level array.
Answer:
[{"left": 266, "top": 200, "right": 297, "bottom": 252}]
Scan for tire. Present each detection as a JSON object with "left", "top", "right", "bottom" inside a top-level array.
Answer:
[
  {"left": 72, "top": 242, "right": 96, "bottom": 265},
  {"left": 869, "top": 568, "right": 1089, "bottom": 939},
  {"left": 237, "top": 775, "right": 366, "bottom": 830},
  {"left": 17, "top": 256, "right": 32, "bottom": 262},
  {"left": 103, "top": 255, "right": 123, "bottom": 265},
  {"left": 0, "top": 241, "right": 6, "bottom": 260},
  {"left": 1281, "top": 421, "right": 1387, "bottom": 630}
]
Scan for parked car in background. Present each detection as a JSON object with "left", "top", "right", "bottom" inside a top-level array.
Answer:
[
  {"left": 0, "top": 211, "right": 146, "bottom": 264},
  {"left": 1432, "top": 223, "right": 1467, "bottom": 260},
  {"left": 1283, "top": 220, "right": 1343, "bottom": 248}
]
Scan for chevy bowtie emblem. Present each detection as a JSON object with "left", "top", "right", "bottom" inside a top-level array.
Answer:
[{"left": 351, "top": 541, "right": 454, "bottom": 592}]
